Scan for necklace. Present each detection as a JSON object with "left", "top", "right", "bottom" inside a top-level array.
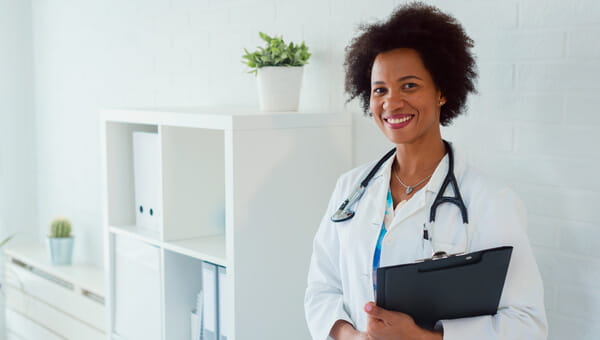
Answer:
[{"left": 392, "top": 165, "right": 433, "bottom": 195}]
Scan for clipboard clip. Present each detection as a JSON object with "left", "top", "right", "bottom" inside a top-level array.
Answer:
[{"left": 415, "top": 251, "right": 466, "bottom": 263}]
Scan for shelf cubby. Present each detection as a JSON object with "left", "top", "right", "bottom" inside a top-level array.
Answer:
[
  {"left": 101, "top": 108, "right": 351, "bottom": 340},
  {"left": 105, "top": 122, "right": 160, "bottom": 238},
  {"left": 161, "top": 125, "right": 225, "bottom": 241},
  {"left": 162, "top": 249, "right": 205, "bottom": 340}
]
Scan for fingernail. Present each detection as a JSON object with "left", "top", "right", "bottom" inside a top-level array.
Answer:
[{"left": 365, "top": 303, "right": 373, "bottom": 312}]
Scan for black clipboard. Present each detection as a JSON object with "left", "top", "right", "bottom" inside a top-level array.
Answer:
[{"left": 376, "top": 246, "right": 513, "bottom": 330}]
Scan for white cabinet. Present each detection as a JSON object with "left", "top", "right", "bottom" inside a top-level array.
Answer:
[
  {"left": 112, "top": 235, "right": 162, "bottom": 340},
  {"left": 3, "top": 242, "right": 106, "bottom": 340},
  {"left": 100, "top": 109, "right": 351, "bottom": 340}
]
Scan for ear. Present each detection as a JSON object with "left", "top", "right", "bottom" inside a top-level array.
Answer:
[{"left": 438, "top": 92, "right": 446, "bottom": 106}]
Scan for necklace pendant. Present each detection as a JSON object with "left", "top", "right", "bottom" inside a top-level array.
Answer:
[{"left": 405, "top": 187, "right": 414, "bottom": 195}]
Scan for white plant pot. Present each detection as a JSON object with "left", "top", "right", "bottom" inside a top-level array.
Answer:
[{"left": 256, "top": 66, "right": 304, "bottom": 112}]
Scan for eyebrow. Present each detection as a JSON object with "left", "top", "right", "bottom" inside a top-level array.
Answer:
[{"left": 372, "top": 75, "right": 423, "bottom": 85}]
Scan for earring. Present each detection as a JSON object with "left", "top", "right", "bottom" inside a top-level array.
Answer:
[{"left": 439, "top": 101, "right": 444, "bottom": 105}]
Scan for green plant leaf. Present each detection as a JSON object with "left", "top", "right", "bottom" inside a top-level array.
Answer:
[
  {"left": 242, "top": 32, "right": 311, "bottom": 73},
  {"left": 259, "top": 32, "right": 271, "bottom": 42},
  {"left": 0, "top": 234, "right": 15, "bottom": 248}
]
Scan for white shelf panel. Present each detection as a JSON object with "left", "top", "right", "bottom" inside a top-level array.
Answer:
[
  {"left": 163, "top": 235, "right": 226, "bottom": 267},
  {"left": 108, "top": 225, "right": 161, "bottom": 247},
  {"left": 101, "top": 108, "right": 352, "bottom": 340},
  {"left": 101, "top": 108, "right": 351, "bottom": 131},
  {"left": 3, "top": 241, "right": 105, "bottom": 298}
]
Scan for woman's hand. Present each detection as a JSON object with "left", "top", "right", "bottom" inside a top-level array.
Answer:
[
  {"left": 330, "top": 320, "right": 371, "bottom": 340},
  {"left": 364, "top": 302, "right": 443, "bottom": 340}
]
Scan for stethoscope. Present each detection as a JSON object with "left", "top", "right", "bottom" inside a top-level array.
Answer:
[{"left": 330, "top": 140, "right": 469, "bottom": 254}]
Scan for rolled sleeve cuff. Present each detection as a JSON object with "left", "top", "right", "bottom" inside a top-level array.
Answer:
[
  {"left": 307, "top": 294, "right": 354, "bottom": 340},
  {"left": 437, "top": 315, "right": 490, "bottom": 340}
]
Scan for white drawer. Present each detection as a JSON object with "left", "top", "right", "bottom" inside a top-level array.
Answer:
[
  {"left": 5, "top": 263, "right": 106, "bottom": 340},
  {"left": 6, "top": 308, "right": 65, "bottom": 340},
  {"left": 5, "top": 260, "right": 105, "bottom": 331},
  {"left": 5, "top": 285, "right": 105, "bottom": 340}
]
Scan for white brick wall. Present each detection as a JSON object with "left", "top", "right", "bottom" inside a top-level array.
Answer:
[
  {"left": 5, "top": 0, "right": 597, "bottom": 338},
  {"left": 447, "top": 1, "right": 600, "bottom": 338}
]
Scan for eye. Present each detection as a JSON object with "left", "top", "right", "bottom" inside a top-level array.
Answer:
[
  {"left": 372, "top": 87, "right": 387, "bottom": 95},
  {"left": 402, "top": 83, "right": 418, "bottom": 90}
]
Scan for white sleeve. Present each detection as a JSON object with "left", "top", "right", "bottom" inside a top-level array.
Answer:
[
  {"left": 439, "top": 188, "right": 548, "bottom": 340},
  {"left": 304, "top": 178, "right": 354, "bottom": 340}
]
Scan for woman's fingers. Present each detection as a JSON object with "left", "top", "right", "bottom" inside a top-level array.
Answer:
[{"left": 364, "top": 301, "right": 389, "bottom": 319}]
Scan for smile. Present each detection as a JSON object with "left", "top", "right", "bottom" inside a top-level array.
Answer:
[
  {"left": 383, "top": 115, "right": 414, "bottom": 128},
  {"left": 386, "top": 116, "right": 412, "bottom": 124}
]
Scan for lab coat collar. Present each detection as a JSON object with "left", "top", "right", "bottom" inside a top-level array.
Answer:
[
  {"left": 369, "top": 147, "right": 396, "bottom": 182},
  {"left": 360, "top": 148, "right": 396, "bottom": 229}
]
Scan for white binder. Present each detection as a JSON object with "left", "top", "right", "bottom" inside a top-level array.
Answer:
[
  {"left": 202, "top": 262, "right": 218, "bottom": 340},
  {"left": 195, "top": 290, "right": 204, "bottom": 340},
  {"left": 218, "top": 266, "right": 228, "bottom": 340},
  {"left": 191, "top": 310, "right": 201, "bottom": 340},
  {"left": 132, "top": 131, "right": 160, "bottom": 233}
]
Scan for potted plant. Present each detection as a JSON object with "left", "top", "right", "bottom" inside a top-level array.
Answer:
[
  {"left": 242, "top": 32, "right": 311, "bottom": 112},
  {"left": 47, "top": 217, "right": 74, "bottom": 265}
]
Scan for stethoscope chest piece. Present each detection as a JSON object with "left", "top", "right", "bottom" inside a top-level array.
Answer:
[{"left": 331, "top": 210, "right": 355, "bottom": 222}]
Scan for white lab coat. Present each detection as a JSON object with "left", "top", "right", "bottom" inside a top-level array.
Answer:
[{"left": 304, "top": 145, "right": 547, "bottom": 340}]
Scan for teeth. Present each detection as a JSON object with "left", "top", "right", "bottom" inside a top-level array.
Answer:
[{"left": 387, "top": 116, "right": 412, "bottom": 124}]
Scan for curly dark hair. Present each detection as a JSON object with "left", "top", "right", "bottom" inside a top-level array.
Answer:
[{"left": 344, "top": 2, "right": 477, "bottom": 126}]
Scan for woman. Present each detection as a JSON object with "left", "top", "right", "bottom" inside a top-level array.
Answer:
[{"left": 304, "top": 3, "right": 547, "bottom": 340}]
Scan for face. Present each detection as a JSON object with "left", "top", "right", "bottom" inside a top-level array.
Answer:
[{"left": 369, "top": 48, "right": 445, "bottom": 146}]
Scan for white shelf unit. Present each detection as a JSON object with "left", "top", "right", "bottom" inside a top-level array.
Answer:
[
  {"left": 100, "top": 109, "right": 352, "bottom": 340},
  {"left": 3, "top": 242, "right": 105, "bottom": 340}
]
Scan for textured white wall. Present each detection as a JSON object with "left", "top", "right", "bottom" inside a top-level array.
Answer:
[
  {"left": 10, "top": 0, "right": 600, "bottom": 338},
  {"left": 0, "top": 0, "right": 36, "bottom": 238},
  {"left": 0, "top": 0, "right": 35, "bottom": 336}
]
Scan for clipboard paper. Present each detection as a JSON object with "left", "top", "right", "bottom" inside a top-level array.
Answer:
[{"left": 376, "top": 246, "right": 513, "bottom": 330}]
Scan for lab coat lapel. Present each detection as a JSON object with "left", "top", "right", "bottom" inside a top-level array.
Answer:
[
  {"left": 389, "top": 190, "right": 426, "bottom": 227},
  {"left": 349, "top": 154, "right": 393, "bottom": 256},
  {"left": 342, "top": 153, "right": 394, "bottom": 303},
  {"left": 359, "top": 154, "right": 394, "bottom": 231}
]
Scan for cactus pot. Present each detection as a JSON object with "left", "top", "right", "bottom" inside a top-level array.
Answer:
[{"left": 48, "top": 237, "right": 74, "bottom": 265}]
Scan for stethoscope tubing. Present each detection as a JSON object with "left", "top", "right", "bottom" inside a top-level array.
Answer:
[{"left": 331, "top": 140, "right": 468, "bottom": 225}]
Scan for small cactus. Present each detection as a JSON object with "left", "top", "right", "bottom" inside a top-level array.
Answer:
[{"left": 49, "top": 217, "right": 72, "bottom": 238}]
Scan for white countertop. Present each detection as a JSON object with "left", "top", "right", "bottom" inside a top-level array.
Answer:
[{"left": 3, "top": 241, "right": 104, "bottom": 298}]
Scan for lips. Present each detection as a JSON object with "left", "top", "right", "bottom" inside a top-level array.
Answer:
[{"left": 383, "top": 114, "right": 414, "bottom": 129}]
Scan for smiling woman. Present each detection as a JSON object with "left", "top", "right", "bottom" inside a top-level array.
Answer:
[
  {"left": 344, "top": 2, "right": 477, "bottom": 127},
  {"left": 369, "top": 48, "right": 444, "bottom": 148},
  {"left": 304, "top": 2, "right": 548, "bottom": 340}
]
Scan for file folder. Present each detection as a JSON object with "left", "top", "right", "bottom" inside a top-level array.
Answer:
[
  {"left": 132, "top": 131, "right": 160, "bottom": 233},
  {"left": 218, "top": 266, "right": 228, "bottom": 340},
  {"left": 376, "top": 246, "right": 513, "bottom": 330},
  {"left": 202, "top": 262, "right": 218, "bottom": 340}
]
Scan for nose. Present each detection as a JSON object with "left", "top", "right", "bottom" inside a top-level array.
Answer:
[{"left": 382, "top": 91, "right": 406, "bottom": 112}]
